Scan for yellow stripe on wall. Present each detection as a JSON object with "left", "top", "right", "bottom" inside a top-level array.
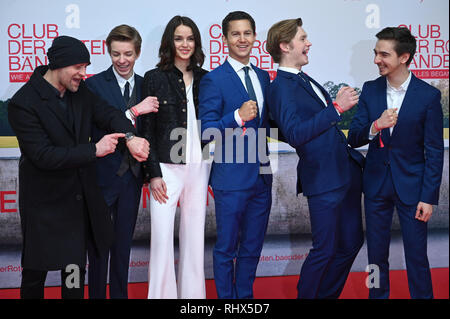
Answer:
[{"left": 0, "top": 136, "right": 18, "bottom": 148}]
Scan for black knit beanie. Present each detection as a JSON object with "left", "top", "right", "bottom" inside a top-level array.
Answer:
[{"left": 47, "top": 36, "right": 91, "bottom": 70}]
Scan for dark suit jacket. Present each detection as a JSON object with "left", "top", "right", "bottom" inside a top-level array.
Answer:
[
  {"left": 198, "top": 60, "right": 272, "bottom": 191},
  {"left": 348, "top": 74, "right": 444, "bottom": 205},
  {"left": 8, "top": 65, "right": 136, "bottom": 270},
  {"left": 85, "top": 66, "right": 144, "bottom": 205},
  {"left": 267, "top": 69, "right": 364, "bottom": 196}
]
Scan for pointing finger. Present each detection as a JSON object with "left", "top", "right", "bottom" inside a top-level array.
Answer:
[{"left": 111, "top": 133, "right": 126, "bottom": 139}]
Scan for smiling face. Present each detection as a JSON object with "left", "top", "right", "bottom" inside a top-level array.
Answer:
[
  {"left": 110, "top": 40, "right": 139, "bottom": 80},
  {"left": 284, "top": 26, "right": 311, "bottom": 70},
  {"left": 56, "top": 63, "right": 88, "bottom": 93},
  {"left": 223, "top": 19, "right": 256, "bottom": 64},
  {"left": 174, "top": 24, "right": 195, "bottom": 63},
  {"left": 374, "top": 39, "right": 409, "bottom": 77}
]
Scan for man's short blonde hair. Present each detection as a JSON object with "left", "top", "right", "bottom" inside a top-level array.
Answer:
[{"left": 266, "top": 18, "right": 303, "bottom": 63}]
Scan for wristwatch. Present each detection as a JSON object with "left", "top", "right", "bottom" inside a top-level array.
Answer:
[{"left": 124, "top": 132, "right": 135, "bottom": 142}]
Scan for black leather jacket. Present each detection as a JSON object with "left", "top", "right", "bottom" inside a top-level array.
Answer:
[{"left": 141, "top": 66, "right": 208, "bottom": 181}]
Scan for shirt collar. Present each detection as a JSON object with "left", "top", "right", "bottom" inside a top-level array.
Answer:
[
  {"left": 278, "top": 66, "right": 301, "bottom": 75},
  {"left": 387, "top": 71, "right": 411, "bottom": 93},
  {"left": 112, "top": 66, "right": 135, "bottom": 89},
  {"left": 227, "top": 56, "right": 252, "bottom": 73}
]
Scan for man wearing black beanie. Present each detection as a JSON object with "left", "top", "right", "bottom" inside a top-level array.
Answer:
[{"left": 8, "top": 35, "right": 150, "bottom": 299}]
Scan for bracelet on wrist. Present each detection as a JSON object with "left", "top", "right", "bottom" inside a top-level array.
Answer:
[
  {"left": 374, "top": 119, "right": 380, "bottom": 132},
  {"left": 374, "top": 120, "right": 384, "bottom": 148},
  {"left": 333, "top": 101, "right": 344, "bottom": 113},
  {"left": 131, "top": 106, "right": 140, "bottom": 117}
]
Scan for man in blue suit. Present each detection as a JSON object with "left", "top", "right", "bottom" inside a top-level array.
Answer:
[
  {"left": 198, "top": 11, "right": 273, "bottom": 299},
  {"left": 348, "top": 27, "right": 444, "bottom": 299},
  {"left": 85, "top": 25, "right": 158, "bottom": 298},
  {"left": 266, "top": 18, "right": 364, "bottom": 299}
]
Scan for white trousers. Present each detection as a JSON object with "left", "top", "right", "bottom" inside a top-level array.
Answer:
[{"left": 147, "top": 162, "right": 210, "bottom": 299}]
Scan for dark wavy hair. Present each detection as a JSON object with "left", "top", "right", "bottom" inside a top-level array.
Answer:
[
  {"left": 157, "top": 16, "right": 205, "bottom": 71},
  {"left": 376, "top": 27, "right": 416, "bottom": 66}
]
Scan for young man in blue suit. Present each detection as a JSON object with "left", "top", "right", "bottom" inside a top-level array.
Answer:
[
  {"left": 198, "top": 11, "right": 273, "bottom": 299},
  {"left": 266, "top": 18, "right": 365, "bottom": 299},
  {"left": 348, "top": 27, "right": 444, "bottom": 299},
  {"left": 85, "top": 25, "right": 158, "bottom": 299}
]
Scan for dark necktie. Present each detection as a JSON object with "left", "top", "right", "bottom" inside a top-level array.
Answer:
[
  {"left": 123, "top": 81, "right": 130, "bottom": 105},
  {"left": 243, "top": 66, "right": 259, "bottom": 118},
  {"left": 298, "top": 71, "right": 314, "bottom": 92}
]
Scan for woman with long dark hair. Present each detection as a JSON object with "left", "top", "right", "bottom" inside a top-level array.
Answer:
[{"left": 141, "top": 16, "right": 209, "bottom": 299}]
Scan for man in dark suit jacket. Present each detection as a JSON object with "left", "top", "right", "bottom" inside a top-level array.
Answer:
[
  {"left": 8, "top": 36, "right": 149, "bottom": 299},
  {"left": 198, "top": 11, "right": 273, "bottom": 299},
  {"left": 85, "top": 25, "right": 158, "bottom": 299},
  {"left": 266, "top": 18, "right": 364, "bottom": 299},
  {"left": 348, "top": 27, "right": 444, "bottom": 299}
]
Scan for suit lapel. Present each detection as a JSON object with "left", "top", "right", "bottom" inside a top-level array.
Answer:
[
  {"left": 391, "top": 74, "right": 418, "bottom": 139},
  {"left": 134, "top": 74, "right": 142, "bottom": 102},
  {"left": 45, "top": 98, "right": 74, "bottom": 135},
  {"left": 308, "top": 76, "right": 332, "bottom": 105},
  {"left": 70, "top": 89, "right": 83, "bottom": 143},
  {"left": 297, "top": 72, "right": 329, "bottom": 108},
  {"left": 106, "top": 66, "right": 127, "bottom": 111},
  {"left": 31, "top": 66, "right": 75, "bottom": 137},
  {"left": 252, "top": 64, "right": 268, "bottom": 126},
  {"left": 224, "top": 60, "right": 249, "bottom": 102},
  {"left": 377, "top": 77, "right": 391, "bottom": 145}
]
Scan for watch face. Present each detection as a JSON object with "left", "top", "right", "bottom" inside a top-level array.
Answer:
[{"left": 125, "top": 132, "right": 134, "bottom": 140}]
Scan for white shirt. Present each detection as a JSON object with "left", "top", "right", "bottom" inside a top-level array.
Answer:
[
  {"left": 226, "top": 56, "right": 264, "bottom": 126},
  {"left": 112, "top": 67, "right": 136, "bottom": 126},
  {"left": 278, "top": 66, "right": 339, "bottom": 114},
  {"left": 369, "top": 71, "right": 412, "bottom": 138},
  {"left": 185, "top": 82, "right": 203, "bottom": 163},
  {"left": 112, "top": 66, "right": 135, "bottom": 97}
]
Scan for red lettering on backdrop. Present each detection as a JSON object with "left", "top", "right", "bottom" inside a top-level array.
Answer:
[
  {"left": 0, "top": 191, "right": 17, "bottom": 213},
  {"left": 6, "top": 23, "right": 108, "bottom": 82},
  {"left": 209, "top": 24, "right": 222, "bottom": 39},
  {"left": 400, "top": 24, "right": 449, "bottom": 79}
]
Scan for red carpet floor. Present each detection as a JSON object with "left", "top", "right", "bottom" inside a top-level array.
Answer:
[{"left": 0, "top": 268, "right": 447, "bottom": 299}]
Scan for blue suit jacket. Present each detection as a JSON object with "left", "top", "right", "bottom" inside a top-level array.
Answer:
[
  {"left": 348, "top": 74, "right": 444, "bottom": 205},
  {"left": 85, "top": 66, "right": 144, "bottom": 204},
  {"left": 198, "top": 60, "right": 272, "bottom": 191},
  {"left": 267, "top": 70, "right": 364, "bottom": 196}
]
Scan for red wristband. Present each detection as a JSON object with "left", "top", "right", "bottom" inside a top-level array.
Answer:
[
  {"left": 374, "top": 119, "right": 380, "bottom": 132},
  {"left": 374, "top": 120, "right": 384, "bottom": 148},
  {"left": 131, "top": 106, "right": 139, "bottom": 117},
  {"left": 333, "top": 101, "right": 344, "bottom": 113}
]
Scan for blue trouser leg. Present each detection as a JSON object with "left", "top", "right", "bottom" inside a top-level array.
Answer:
[
  {"left": 235, "top": 178, "right": 271, "bottom": 298},
  {"left": 397, "top": 202, "right": 433, "bottom": 299},
  {"left": 365, "top": 170, "right": 433, "bottom": 299},
  {"left": 213, "top": 176, "right": 271, "bottom": 299},
  {"left": 317, "top": 159, "right": 364, "bottom": 298},
  {"left": 297, "top": 184, "right": 348, "bottom": 299},
  {"left": 88, "top": 175, "right": 140, "bottom": 299},
  {"left": 109, "top": 177, "right": 141, "bottom": 299}
]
